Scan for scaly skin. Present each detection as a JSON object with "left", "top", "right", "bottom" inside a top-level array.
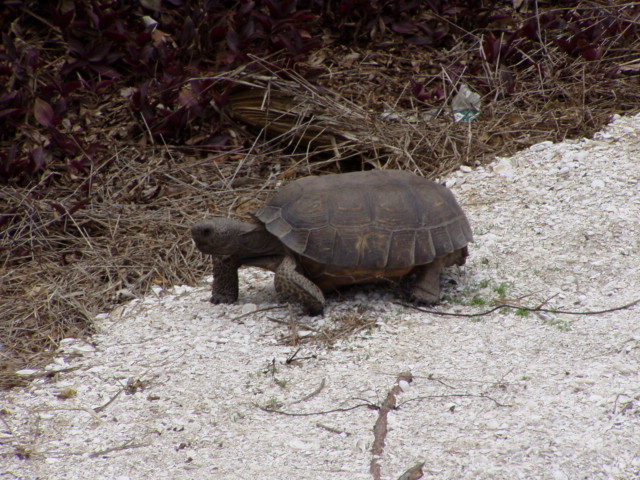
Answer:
[
  {"left": 407, "top": 258, "right": 444, "bottom": 304},
  {"left": 274, "top": 255, "right": 326, "bottom": 315},
  {"left": 210, "top": 256, "right": 242, "bottom": 304},
  {"left": 192, "top": 218, "right": 327, "bottom": 314}
]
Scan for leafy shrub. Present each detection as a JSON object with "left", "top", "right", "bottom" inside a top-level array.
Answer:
[{"left": 1, "top": 0, "right": 638, "bottom": 182}]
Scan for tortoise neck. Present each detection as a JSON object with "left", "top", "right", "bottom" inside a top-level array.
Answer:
[{"left": 237, "top": 221, "right": 286, "bottom": 259}]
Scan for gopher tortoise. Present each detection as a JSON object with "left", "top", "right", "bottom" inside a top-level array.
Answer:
[{"left": 192, "top": 170, "right": 473, "bottom": 315}]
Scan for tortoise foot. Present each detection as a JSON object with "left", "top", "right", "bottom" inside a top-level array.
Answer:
[
  {"left": 408, "top": 261, "right": 443, "bottom": 305},
  {"left": 210, "top": 292, "right": 238, "bottom": 304}
]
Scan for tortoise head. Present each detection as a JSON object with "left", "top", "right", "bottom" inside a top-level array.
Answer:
[{"left": 191, "top": 217, "right": 258, "bottom": 256}]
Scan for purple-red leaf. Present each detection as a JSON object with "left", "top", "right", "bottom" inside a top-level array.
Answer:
[
  {"left": 28, "top": 146, "right": 47, "bottom": 173},
  {"left": 0, "top": 108, "right": 22, "bottom": 121},
  {"left": 410, "top": 79, "right": 427, "bottom": 101},
  {"left": 68, "top": 38, "right": 87, "bottom": 57},
  {"left": 178, "top": 88, "right": 198, "bottom": 109},
  {"left": 51, "top": 8, "right": 75, "bottom": 30},
  {"left": 392, "top": 21, "right": 418, "bottom": 35},
  {"left": 88, "top": 41, "right": 112, "bottom": 62},
  {"left": 51, "top": 131, "right": 79, "bottom": 155},
  {"left": 70, "top": 157, "right": 91, "bottom": 174},
  {"left": 61, "top": 80, "right": 83, "bottom": 95},
  {"left": 555, "top": 37, "right": 571, "bottom": 53},
  {"left": 34, "top": 98, "right": 55, "bottom": 128},
  {"left": 227, "top": 29, "right": 239, "bottom": 53},
  {"left": 180, "top": 16, "right": 196, "bottom": 45},
  {"left": 579, "top": 45, "right": 600, "bottom": 61},
  {"left": 93, "top": 79, "right": 116, "bottom": 92},
  {"left": 68, "top": 198, "right": 90, "bottom": 215},
  {"left": 90, "top": 64, "right": 121, "bottom": 79}
]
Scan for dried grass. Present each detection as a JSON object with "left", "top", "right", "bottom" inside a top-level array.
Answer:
[
  {"left": 279, "top": 305, "right": 378, "bottom": 346},
  {"left": 224, "top": 58, "right": 490, "bottom": 176},
  {"left": 2, "top": 27, "right": 639, "bottom": 389}
]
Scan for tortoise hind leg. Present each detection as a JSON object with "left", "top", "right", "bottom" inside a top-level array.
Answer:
[
  {"left": 408, "top": 257, "right": 445, "bottom": 304},
  {"left": 274, "top": 255, "right": 325, "bottom": 315}
]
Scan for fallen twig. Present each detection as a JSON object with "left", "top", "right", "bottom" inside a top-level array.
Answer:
[
  {"left": 371, "top": 372, "right": 413, "bottom": 480},
  {"left": 89, "top": 441, "right": 150, "bottom": 458},
  {"left": 316, "top": 422, "right": 351, "bottom": 436},
  {"left": 397, "top": 461, "right": 425, "bottom": 480},
  {"left": 399, "top": 392, "right": 510, "bottom": 409},
  {"left": 288, "top": 303, "right": 299, "bottom": 346},
  {"left": 93, "top": 389, "right": 123, "bottom": 413},
  {"left": 397, "top": 296, "right": 640, "bottom": 318},
  {"left": 230, "top": 305, "right": 286, "bottom": 322},
  {"left": 257, "top": 401, "right": 377, "bottom": 416},
  {"left": 285, "top": 347, "right": 317, "bottom": 364},
  {"left": 290, "top": 378, "right": 326, "bottom": 405}
]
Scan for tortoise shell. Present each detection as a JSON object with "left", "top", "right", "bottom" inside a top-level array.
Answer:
[{"left": 255, "top": 170, "right": 472, "bottom": 279}]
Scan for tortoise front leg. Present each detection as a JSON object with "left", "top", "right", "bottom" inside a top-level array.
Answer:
[
  {"left": 408, "top": 257, "right": 445, "bottom": 304},
  {"left": 274, "top": 255, "right": 325, "bottom": 315},
  {"left": 210, "top": 256, "right": 241, "bottom": 304}
]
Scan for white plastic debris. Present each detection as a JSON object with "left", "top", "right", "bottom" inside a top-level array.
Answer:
[{"left": 451, "top": 84, "right": 481, "bottom": 122}]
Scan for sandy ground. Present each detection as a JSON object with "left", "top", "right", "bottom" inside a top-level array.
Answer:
[{"left": 2, "top": 114, "right": 639, "bottom": 480}]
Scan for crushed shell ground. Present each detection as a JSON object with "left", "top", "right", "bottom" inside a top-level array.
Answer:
[{"left": 2, "top": 114, "right": 640, "bottom": 480}]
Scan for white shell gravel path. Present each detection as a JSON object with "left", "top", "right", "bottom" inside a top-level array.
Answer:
[{"left": 2, "top": 114, "right": 639, "bottom": 480}]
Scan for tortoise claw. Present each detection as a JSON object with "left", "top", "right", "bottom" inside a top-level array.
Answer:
[
  {"left": 210, "top": 291, "right": 238, "bottom": 304},
  {"left": 306, "top": 306, "right": 324, "bottom": 316}
]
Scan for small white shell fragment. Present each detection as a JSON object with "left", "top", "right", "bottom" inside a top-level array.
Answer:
[
  {"left": 241, "top": 303, "right": 257, "bottom": 315},
  {"left": 354, "top": 438, "right": 369, "bottom": 454},
  {"left": 445, "top": 178, "right": 456, "bottom": 188},
  {"left": 552, "top": 470, "right": 569, "bottom": 480},
  {"left": 288, "top": 439, "right": 318, "bottom": 451},
  {"left": 572, "top": 151, "right": 588, "bottom": 162},
  {"left": 529, "top": 140, "right": 554, "bottom": 151},
  {"left": 171, "top": 285, "right": 192, "bottom": 295},
  {"left": 492, "top": 157, "right": 515, "bottom": 177}
]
